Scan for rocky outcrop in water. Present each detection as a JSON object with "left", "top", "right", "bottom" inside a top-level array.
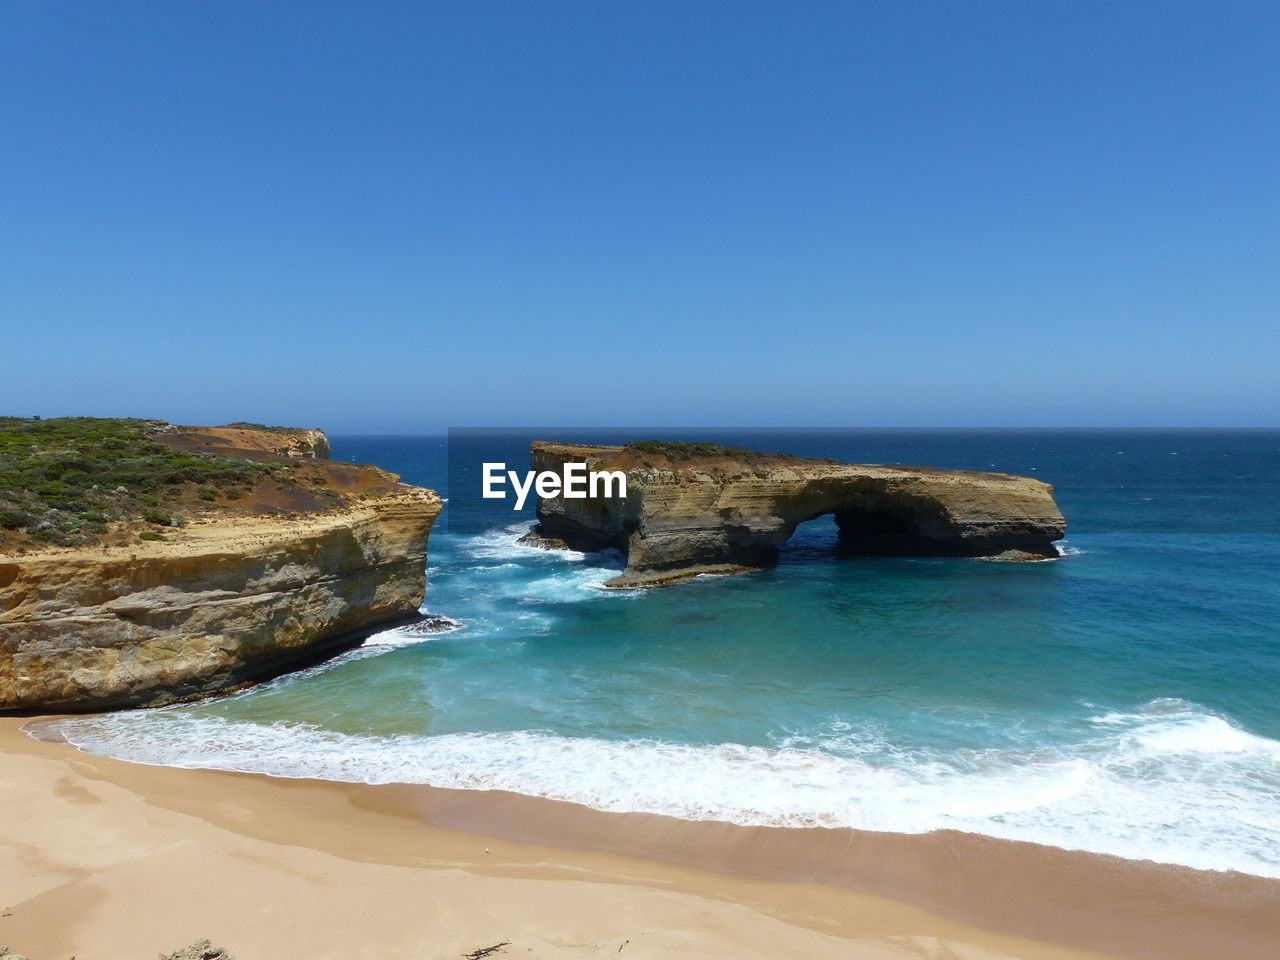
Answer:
[
  {"left": 525, "top": 442, "right": 1066, "bottom": 587},
  {"left": 0, "top": 425, "right": 440, "bottom": 712}
]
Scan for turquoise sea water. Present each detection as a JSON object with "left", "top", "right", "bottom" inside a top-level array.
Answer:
[{"left": 39, "top": 431, "right": 1280, "bottom": 876}]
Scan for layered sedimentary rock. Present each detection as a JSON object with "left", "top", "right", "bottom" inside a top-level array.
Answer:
[
  {"left": 1, "top": 427, "right": 440, "bottom": 712},
  {"left": 525, "top": 442, "right": 1066, "bottom": 587}
]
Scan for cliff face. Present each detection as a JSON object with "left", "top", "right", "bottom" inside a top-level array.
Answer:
[
  {"left": 527, "top": 442, "right": 1066, "bottom": 587},
  {"left": 0, "top": 426, "right": 440, "bottom": 712}
]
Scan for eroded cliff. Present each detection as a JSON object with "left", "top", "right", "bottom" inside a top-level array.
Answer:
[
  {"left": 1, "top": 422, "right": 440, "bottom": 711},
  {"left": 525, "top": 441, "right": 1066, "bottom": 587}
]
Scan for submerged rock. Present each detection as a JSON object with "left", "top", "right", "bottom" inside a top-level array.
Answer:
[
  {"left": 515, "top": 528, "right": 572, "bottom": 550},
  {"left": 396, "top": 614, "right": 462, "bottom": 635}
]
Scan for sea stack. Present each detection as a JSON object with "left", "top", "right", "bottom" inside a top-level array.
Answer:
[
  {"left": 523, "top": 441, "right": 1066, "bottom": 587},
  {"left": 0, "top": 419, "right": 441, "bottom": 712}
]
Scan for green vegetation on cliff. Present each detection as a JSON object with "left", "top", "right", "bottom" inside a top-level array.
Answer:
[
  {"left": 220, "top": 421, "right": 316, "bottom": 433},
  {"left": 0, "top": 417, "right": 271, "bottom": 546}
]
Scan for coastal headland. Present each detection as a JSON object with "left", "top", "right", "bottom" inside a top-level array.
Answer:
[
  {"left": 521, "top": 441, "right": 1066, "bottom": 586},
  {"left": 0, "top": 418, "right": 441, "bottom": 712}
]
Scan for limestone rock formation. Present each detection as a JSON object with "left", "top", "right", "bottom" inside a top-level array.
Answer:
[
  {"left": 526, "top": 442, "right": 1066, "bottom": 587},
  {"left": 1, "top": 426, "right": 440, "bottom": 712}
]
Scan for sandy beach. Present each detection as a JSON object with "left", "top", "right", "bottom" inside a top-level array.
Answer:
[{"left": 2, "top": 718, "right": 1275, "bottom": 960}]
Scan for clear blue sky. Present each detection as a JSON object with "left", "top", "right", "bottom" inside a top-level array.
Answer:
[{"left": 3, "top": 1, "right": 1277, "bottom": 430}]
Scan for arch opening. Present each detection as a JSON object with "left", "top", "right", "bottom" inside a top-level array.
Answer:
[
  {"left": 833, "top": 504, "right": 924, "bottom": 556},
  {"left": 774, "top": 513, "right": 845, "bottom": 566},
  {"left": 774, "top": 502, "right": 929, "bottom": 566}
]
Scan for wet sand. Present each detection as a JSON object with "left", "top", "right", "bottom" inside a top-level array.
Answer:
[{"left": 2, "top": 717, "right": 1275, "bottom": 960}]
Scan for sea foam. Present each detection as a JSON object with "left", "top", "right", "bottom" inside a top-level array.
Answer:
[{"left": 32, "top": 697, "right": 1280, "bottom": 879}]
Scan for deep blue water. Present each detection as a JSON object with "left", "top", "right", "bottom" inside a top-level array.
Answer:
[{"left": 40, "top": 430, "right": 1280, "bottom": 876}]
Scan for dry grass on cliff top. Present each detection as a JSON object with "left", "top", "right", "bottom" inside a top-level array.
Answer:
[
  {"left": 567, "top": 440, "right": 1026, "bottom": 483},
  {"left": 533, "top": 439, "right": 841, "bottom": 475},
  {"left": 0, "top": 417, "right": 396, "bottom": 552},
  {"left": 618, "top": 440, "right": 842, "bottom": 471}
]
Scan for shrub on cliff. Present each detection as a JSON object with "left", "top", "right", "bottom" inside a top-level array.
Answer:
[
  {"left": 220, "top": 421, "right": 311, "bottom": 433},
  {"left": 0, "top": 417, "right": 270, "bottom": 546}
]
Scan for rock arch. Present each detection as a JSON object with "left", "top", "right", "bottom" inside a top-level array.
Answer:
[{"left": 523, "top": 442, "right": 1066, "bottom": 587}]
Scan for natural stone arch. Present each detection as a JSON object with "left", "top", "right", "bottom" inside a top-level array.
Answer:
[{"left": 523, "top": 442, "right": 1066, "bottom": 587}]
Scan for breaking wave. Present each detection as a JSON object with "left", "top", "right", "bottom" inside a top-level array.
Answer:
[{"left": 31, "top": 697, "right": 1280, "bottom": 878}]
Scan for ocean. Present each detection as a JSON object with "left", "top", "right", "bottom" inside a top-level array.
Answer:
[{"left": 35, "top": 430, "right": 1280, "bottom": 877}]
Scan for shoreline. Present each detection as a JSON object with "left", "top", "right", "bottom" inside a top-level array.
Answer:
[
  {"left": 359, "top": 781, "right": 1280, "bottom": 960},
  {"left": 4, "top": 719, "right": 1276, "bottom": 959}
]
